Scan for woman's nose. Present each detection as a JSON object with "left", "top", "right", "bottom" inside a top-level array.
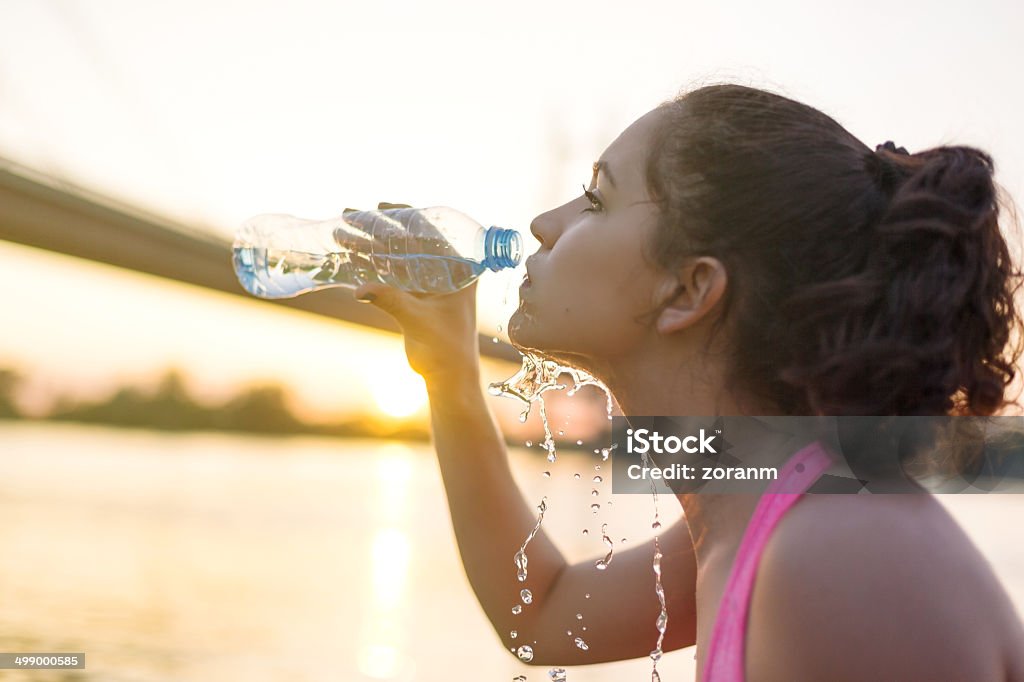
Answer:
[{"left": 529, "top": 208, "right": 563, "bottom": 249}]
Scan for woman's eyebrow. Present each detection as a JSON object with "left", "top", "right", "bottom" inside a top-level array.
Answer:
[{"left": 592, "top": 159, "right": 617, "bottom": 189}]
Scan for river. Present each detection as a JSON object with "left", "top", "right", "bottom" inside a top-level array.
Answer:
[{"left": 1, "top": 421, "right": 1021, "bottom": 681}]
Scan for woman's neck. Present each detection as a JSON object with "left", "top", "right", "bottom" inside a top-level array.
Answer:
[{"left": 596, "top": 350, "right": 816, "bottom": 569}]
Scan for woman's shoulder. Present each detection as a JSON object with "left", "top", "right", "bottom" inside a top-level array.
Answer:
[{"left": 744, "top": 493, "right": 1022, "bottom": 682}]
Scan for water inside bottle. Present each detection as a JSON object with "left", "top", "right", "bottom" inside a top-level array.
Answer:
[
  {"left": 233, "top": 208, "right": 511, "bottom": 299},
  {"left": 233, "top": 245, "right": 486, "bottom": 298}
]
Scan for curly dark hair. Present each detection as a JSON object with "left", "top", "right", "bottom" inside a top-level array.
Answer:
[{"left": 643, "top": 83, "right": 1024, "bottom": 427}]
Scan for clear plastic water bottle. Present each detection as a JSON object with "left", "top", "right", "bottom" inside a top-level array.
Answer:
[{"left": 232, "top": 206, "right": 523, "bottom": 299}]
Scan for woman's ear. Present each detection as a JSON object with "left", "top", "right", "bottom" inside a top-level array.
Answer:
[{"left": 655, "top": 257, "right": 727, "bottom": 335}]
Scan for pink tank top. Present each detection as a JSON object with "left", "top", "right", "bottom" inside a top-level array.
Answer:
[{"left": 701, "top": 440, "right": 834, "bottom": 682}]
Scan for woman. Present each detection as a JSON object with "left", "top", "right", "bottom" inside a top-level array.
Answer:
[{"left": 353, "top": 84, "right": 1024, "bottom": 680}]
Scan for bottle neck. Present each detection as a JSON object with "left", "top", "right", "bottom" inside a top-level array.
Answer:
[{"left": 482, "top": 226, "right": 523, "bottom": 271}]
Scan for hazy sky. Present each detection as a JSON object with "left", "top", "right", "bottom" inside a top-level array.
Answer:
[{"left": 1, "top": 0, "right": 1022, "bottom": 415}]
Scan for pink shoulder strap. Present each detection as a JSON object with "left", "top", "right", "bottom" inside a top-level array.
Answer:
[{"left": 701, "top": 440, "right": 834, "bottom": 682}]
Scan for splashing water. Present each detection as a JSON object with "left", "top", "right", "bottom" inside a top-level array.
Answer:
[
  {"left": 511, "top": 630, "right": 518, "bottom": 639},
  {"left": 488, "top": 352, "right": 628, "bottom": 664},
  {"left": 520, "top": 588, "right": 533, "bottom": 605},
  {"left": 512, "top": 604, "right": 522, "bottom": 615},
  {"left": 643, "top": 448, "right": 669, "bottom": 682},
  {"left": 488, "top": 351, "right": 613, "bottom": 430},
  {"left": 487, "top": 353, "right": 567, "bottom": 418},
  {"left": 565, "top": 368, "right": 615, "bottom": 420},
  {"left": 549, "top": 668, "right": 567, "bottom": 681},
  {"left": 594, "top": 523, "right": 614, "bottom": 570},
  {"left": 514, "top": 497, "right": 548, "bottom": 582},
  {"left": 537, "top": 397, "right": 557, "bottom": 462}
]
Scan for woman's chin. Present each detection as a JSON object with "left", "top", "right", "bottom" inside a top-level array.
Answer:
[{"left": 506, "top": 308, "right": 532, "bottom": 344}]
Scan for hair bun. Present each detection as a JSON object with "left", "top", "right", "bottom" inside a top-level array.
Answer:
[{"left": 876, "top": 140, "right": 910, "bottom": 156}]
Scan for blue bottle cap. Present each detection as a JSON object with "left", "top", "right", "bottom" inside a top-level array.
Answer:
[{"left": 483, "top": 226, "right": 523, "bottom": 271}]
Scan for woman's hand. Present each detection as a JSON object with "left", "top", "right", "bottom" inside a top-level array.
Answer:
[{"left": 350, "top": 202, "right": 481, "bottom": 386}]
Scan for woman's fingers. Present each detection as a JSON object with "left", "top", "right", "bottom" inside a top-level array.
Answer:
[{"left": 352, "top": 282, "right": 409, "bottom": 315}]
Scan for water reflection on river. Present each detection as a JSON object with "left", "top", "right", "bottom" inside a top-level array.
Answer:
[{"left": 0, "top": 422, "right": 1021, "bottom": 681}]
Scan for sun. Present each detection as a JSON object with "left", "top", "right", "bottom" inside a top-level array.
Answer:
[{"left": 369, "top": 362, "right": 428, "bottom": 418}]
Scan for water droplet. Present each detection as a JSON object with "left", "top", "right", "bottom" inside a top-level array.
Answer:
[
  {"left": 600, "top": 448, "right": 610, "bottom": 461},
  {"left": 594, "top": 523, "right": 614, "bottom": 570},
  {"left": 520, "top": 588, "right": 533, "bottom": 605},
  {"left": 546, "top": 452, "right": 556, "bottom": 463},
  {"left": 514, "top": 550, "right": 528, "bottom": 582},
  {"left": 576, "top": 613, "right": 583, "bottom": 620},
  {"left": 656, "top": 611, "right": 668, "bottom": 632},
  {"left": 582, "top": 625, "right": 587, "bottom": 631},
  {"left": 652, "top": 521, "right": 662, "bottom": 531},
  {"left": 517, "top": 645, "right": 534, "bottom": 662},
  {"left": 565, "top": 630, "right": 572, "bottom": 636},
  {"left": 649, "top": 649, "right": 662, "bottom": 662},
  {"left": 590, "top": 503, "right": 600, "bottom": 514},
  {"left": 558, "top": 429, "right": 565, "bottom": 436},
  {"left": 581, "top": 529, "right": 589, "bottom": 536},
  {"left": 606, "top": 500, "right": 612, "bottom": 506},
  {"left": 511, "top": 630, "right": 518, "bottom": 639},
  {"left": 621, "top": 537, "right": 628, "bottom": 543},
  {"left": 591, "top": 489, "right": 599, "bottom": 497},
  {"left": 594, "top": 464, "right": 601, "bottom": 472},
  {"left": 492, "top": 336, "right": 499, "bottom": 344},
  {"left": 574, "top": 637, "right": 589, "bottom": 651},
  {"left": 548, "top": 668, "right": 566, "bottom": 682},
  {"left": 593, "top": 475, "right": 602, "bottom": 483},
  {"left": 542, "top": 471, "right": 550, "bottom": 478},
  {"left": 585, "top": 593, "right": 591, "bottom": 599},
  {"left": 573, "top": 473, "right": 581, "bottom": 480},
  {"left": 512, "top": 604, "right": 522, "bottom": 615},
  {"left": 498, "top": 323, "right": 503, "bottom": 332},
  {"left": 525, "top": 440, "right": 533, "bottom": 447},
  {"left": 519, "top": 412, "right": 529, "bottom": 423},
  {"left": 514, "top": 676, "right": 526, "bottom": 682},
  {"left": 576, "top": 439, "right": 583, "bottom": 445}
]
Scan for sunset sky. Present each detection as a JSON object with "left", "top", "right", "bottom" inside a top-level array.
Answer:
[{"left": 1, "top": 0, "right": 1022, "bottom": 419}]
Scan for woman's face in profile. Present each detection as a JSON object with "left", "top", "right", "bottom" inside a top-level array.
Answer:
[{"left": 508, "top": 107, "right": 668, "bottom": 370}]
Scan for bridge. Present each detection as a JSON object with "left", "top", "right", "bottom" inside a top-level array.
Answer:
[{"left": 0, "top": 156, "right": 521, "bottom": 363}]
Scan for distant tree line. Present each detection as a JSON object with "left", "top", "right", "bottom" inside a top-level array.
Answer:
[{"left": 0, "top": 367, "right": 429, "bottom": 441}]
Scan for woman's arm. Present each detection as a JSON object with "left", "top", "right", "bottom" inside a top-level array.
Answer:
[
  {"left": 430, "top": 369, "right": 697, "bottom": 664},
  {"left": 352, "top": 275, "right": 698, "bottom": 665}
]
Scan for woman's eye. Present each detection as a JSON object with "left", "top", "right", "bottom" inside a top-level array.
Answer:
[{"left": 581, "top": 185, "right": 604, "bottom": 213}]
